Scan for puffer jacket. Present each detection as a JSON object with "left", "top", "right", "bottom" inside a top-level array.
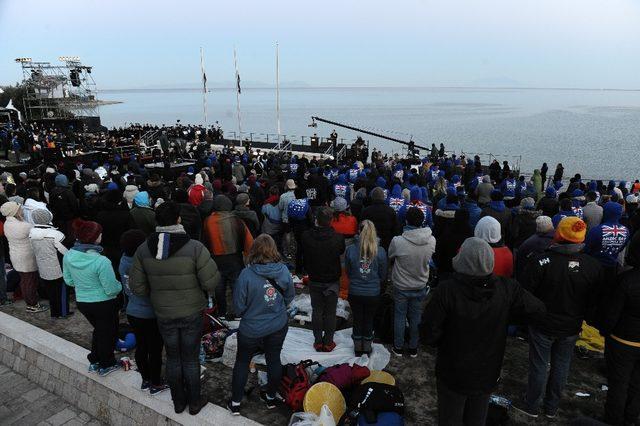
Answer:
[
  {"left": 29, "top": 225, "right": 67, "bottom": 280},
  {"left": 129, "top": 225, "right": 220, "bottom": 320},
  {"left": 63, "top": 244, "right": 122, "bottom": 303},
  {"left": 4, "top": 217, "right": 37, "bottom": 272}
]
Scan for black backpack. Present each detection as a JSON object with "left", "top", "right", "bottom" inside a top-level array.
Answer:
[{"left": 349, "top": 383, "right": 404, "bottom": 424}]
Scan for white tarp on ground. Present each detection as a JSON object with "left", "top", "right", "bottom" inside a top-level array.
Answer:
[{"left": 222, "top": 327, "right": 390, "bottom": 371}]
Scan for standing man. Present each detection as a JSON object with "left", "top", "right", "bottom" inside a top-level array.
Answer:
[
  {"left": 130, "top": 202, "right": 220, "bottom": 415},
  {"left": 516, "top": 217, "right": 603, "bottom": 419}
]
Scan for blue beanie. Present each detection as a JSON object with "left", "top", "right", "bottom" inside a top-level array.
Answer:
[
  {"left": 545, "top": 186, "right": 557, "bottom": 197},
  {"left": 133, "top": 191, "right": 150, "bottom": 207},
  {"left": 572, "top": 189, "right": 584, "bottom": 198},
  {"left": 107, "top": 182, "right": 118, "bottom": 191},
  {"left": 55, "top": 174, "right": 69, "bottom": 187}
]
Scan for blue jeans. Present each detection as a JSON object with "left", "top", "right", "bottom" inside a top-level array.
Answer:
[
  {"left": 213, "top": 254, "right": 243, "bottom": 315},
  {"left": 525, "top": 326, "right": 579, "bottom": 415},
  {"left": 231, "top": 325, "right": 288, "bottom": 402},
  {"left": 393, "top": 287, "right": 427, "bottom": 350},
  {"left": 157, "top": 311, "right": 203, "bottom": 408}
]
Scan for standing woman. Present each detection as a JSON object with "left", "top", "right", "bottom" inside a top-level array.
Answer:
[
  {"left": 63, "top": 219, "right": 122, "bottom": 376},
  {"left": 344, "top": 220, "right": 387, "bottom": 356},
  {"left": 553, "top": 163, "right": 564, "bottom": 186},
  {"left": 229, "top": 235, "right": 294, "bottom": 415},
  {"left": 540, "top": 163, "right": 548, "bottom": 190},
  {"left": 1, "top": 201, "right": 47, "bottom": 312}
]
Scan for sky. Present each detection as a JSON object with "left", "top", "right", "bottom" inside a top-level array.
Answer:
[{"left": 1, "top": 0, "right": 639, "bottom": 89}]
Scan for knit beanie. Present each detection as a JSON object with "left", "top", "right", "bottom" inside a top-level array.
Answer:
[
  {"left": 555, "top": 217, "right": 587, "bottom": 244},
  {"left": 212, "top": 195, "right": 232, "bottom": 212},
  {"left": 73, "top": 220, "right": 103, "bottom": 244},
  {"left": 32, "top": 209, "right": 53, "bottom": 225},
  {"left": 235, "top": 193, "right": 250, "bottom": 206},
  {"left": 330, "top": 197, "right": 348, "bottom": 212},
  {"left": 520, "top": 197, "right": 535, "bottom": 210},
  {"left": 55, "top": 174, "right": 69, "bottom": 188},
  {"left": 133, "top": 191, "right": 151, "bottom": 208},
  {"left": 0, "top": 201, "right": 20, "bottom": 218},
  {"left": 474, "top": 216, "right": 502, "bottom": 244},
  {"left": 452, "top": 237, "right": 495, "bottom": 277},
  {"left": 195, "top": 174, "right": 204, "bottom": 185},
  {"left": 536, "top": 215, "right": 554, "bottom": 233}
]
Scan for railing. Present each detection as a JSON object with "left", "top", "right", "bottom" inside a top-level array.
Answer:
[{"left": 140, "top": 129, "right": 160, "bottom": 147}]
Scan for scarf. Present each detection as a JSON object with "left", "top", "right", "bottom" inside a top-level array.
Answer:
[{"left": 73, "top": 242, "right": 104, "bottom": 253}]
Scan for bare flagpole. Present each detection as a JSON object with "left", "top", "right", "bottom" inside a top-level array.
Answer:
[
  {"left": 276, "top": 41, "right": 281, "bottom": 147},
  {"left": 233, "top": 47, "right": 242, "bottom": 147},
  {"left": 200, "top": 47, "right": 208, "bottom": 125}
]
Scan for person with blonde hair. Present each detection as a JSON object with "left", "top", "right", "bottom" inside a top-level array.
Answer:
[
  {"left": 229, "top": 234, "right": 294, "bottom": 415},
  {"left": 345, "top": 220, "right": 387, "bottom": 356}
]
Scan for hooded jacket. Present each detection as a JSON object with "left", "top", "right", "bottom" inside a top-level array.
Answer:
[
  {"left": 301, "top": 226, "right": 345, "bottom": 283},
  {"left": 234, "top": 262, "right": 294, "bottom": 338},
  {"left": 49, "top": 184, "right": 79, "bottom": 223},
  {"left": 423, "top": 272, "right": 544, "bottom": 394},
  {"left": 510, "top": 208, "right": 541, "bottom": 249},
  {"left": 130, "top": 192, "right": 157, "bottom": 236},
  {"left": 333, "top": 175, "right": 351, "bottom": 203},
  {"left": 4, "top": 217, "right": 37, "bottom": 272},
  {"left": 387, "top": 184, "right": 405, "bottom": 214},
  {"left": 521, "top": 243, "right": 603, "bottom": 337},
  {"left": 63, "top": 244, "right": 122, "bottom": 303},
  {"left": 514, "top": 230, "right": 555, "bottom": 280},
  {"left": 397, "top": 187, "right": 433, "bottom": 228},
  {"left": 344, "top": 237, "right": 388, "bottom": 296},
  {"left": 582, "top": 201, "right": 603, "bottom": 232},
  {"left": 475, "top": 216, "right": 514, "bottom": 278},
  {"left": 120, "top": 254, "right": 155, "bottom": 319},
  {"left": 537, "top": 188, "right": 559, "bottom": 218},
  {"left": 360, "top": 200, "right": 401, "bottom": 250},
  {"left": 202, "top": 210, "right": 254, "bottom": 257},
  {"left": 188, "top": 183, "right": 206, "bottom": 207},
  {"left": 433, "top": 209, "right": 472, "bottom": 274},
  {"left": 29, "top": 224, "right": 68, "bottom": 280},
  {"left": 585, "top": 202, "right": 629, "bottom": 267},
  {"left": 388, "top": 227, "right": 436, "bottom": 291},
  {"left": 129, "top": 225, "right": 220, "bottom": 320},
  {"left": 475, "top": 179, "right": 494, "bottom": 205}
]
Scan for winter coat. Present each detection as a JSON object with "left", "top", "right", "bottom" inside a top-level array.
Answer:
[
  {"left": 389, "top": 226, "right": 436, "bottom": 291},
  {"left": 63, "top": 244, "right": 122, "bottom": 303},
  {"left": 331, "top": 213, "right": 358, "bottom": 238},
  {"left": 120, "top": 255, "right": 155, "bottom": 319},
  {"left": 481, "top": 202, "right": 511, "bottom": 243},
  {"left": 4, "top": 217, "right": 37, "bottom": 272},
  {"left": 48, "top": 186, "right": 78, "bottom": 223},
  {"left": 492, "top": 246, "right": 514, "bottom": 278},
  {"left": 123, "top": 185, "right": 139, "bottom": 208},
  {"left": 433, "top": 209, "right": 472, "bottom": 274},
  {"left": 130, "top": 206, "right": 157, "bottom": 236},
  {"left": 537, "top": 196, "right": 559, "bottom": 218},
  {"left": 202, "top": 212, "right": 253, "bottom": 257},
  {"left": 463, "top": 201, "right": 482, "bottom": 230},
  {"left": 585, "top": 202, "right": 629, "bottom": 268},
  {"left": 234, "top": 205, "right": 260, "bottom": 237},
  {"left": 301, "top": 226, "right": 345, "bottom": 283},
  {"left": 510, "top": 208, "right": 541, "bottom": 249},
  {"left": 360, "top": 200, "right": 401, "bottom": 250},
  {"left": 261, "top": 202, "right": 282, "bottom": 236},
  {"left": 29, "top": 225, "right": 67, "bottom": 280},
  {"left": 188, "top": 184, "right": 206, "bottom": 207},
  {"left": 129, "top": 226, "right": 220, "bottom": 320},
  {"left": 234, "top": 262, "right": 294, "bottom": 338},
  {"left": 423, "top": 273, "right": 545, "bottom": 395},
  {"left": 514, "top": 231, "right": 554, "bottom": 280},
  {"left": 344, "top": 238, "right": 387, "bottom": 297},
  {"left": 178, "top": 203, "right": 202, "bottom": 240},
  {"left": 521, "top": 243, "right": 603, "bottom": 337},
  {"left": 278, "top": 190, "right": 296, "bottom": 223},
  {"left": 476, "top": 182, "right": 494, "bottom": 205},
  {"left": 22, "top": 199, "right": 51, "bottom": 225}
]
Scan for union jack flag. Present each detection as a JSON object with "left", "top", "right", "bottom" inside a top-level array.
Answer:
[{"left": 602, "top": 225, "right": 628, "bottom": 239}]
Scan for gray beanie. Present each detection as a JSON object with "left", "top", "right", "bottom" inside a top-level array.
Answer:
[
  {"left": 330, "top": 197, "right": 348, "bottom": 212},
  {"left": 32, "top": 209, "right": 53, "bottom": 225},
  {"left": 452, "top": 237, "right": 495, "bottom": 277},
  {"left": 536, "top": 215, "right": 554, "bottom": 233},
  {"left": 212, "top": 194, "right": 232, "bottom": 212}
]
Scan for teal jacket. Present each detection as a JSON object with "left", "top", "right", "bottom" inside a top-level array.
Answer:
[{"left": 63, "top": 244, "right": 122, "bottom": 303}]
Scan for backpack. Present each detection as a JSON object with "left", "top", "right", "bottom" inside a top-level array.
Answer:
[
  {"left": 287, "top": 199, "right": 309, "bottom": 221},
  {"left": 350, "top": 383, "right": 404, "bottom": 424},
  {"left": 279, "top": 359, "right": 319, "bottom": 411}
]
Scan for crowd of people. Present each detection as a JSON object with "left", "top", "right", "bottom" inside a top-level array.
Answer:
[{"left": 0, "top": 124, "right": 639, "bottom": 425}]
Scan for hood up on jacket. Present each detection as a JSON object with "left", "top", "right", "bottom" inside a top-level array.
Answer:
[
  {"left": 402, "top": 226, "right": 433, "bottom": 246},
  {"left": 602, "top": 201, "right": 622, "bottom": 224},
  {"left": 453, "top": 237, "right": 495, "bottom": 278},
  {"left": 409, "top": 187, "right": 423, "bottom": 203},
  {"left": 474, "top": 216, "right": 502, "bottom": 244},
  {"left": 375, "top": 176, "right": 386, "bottom": 189}
]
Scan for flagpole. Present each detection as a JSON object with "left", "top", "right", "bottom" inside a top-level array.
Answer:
[
  {"left": 233, "top": 47, "right": 241, "bottom": 148},
  {"left": 276, "top": 41, "right": 281, "bottom": 148},
  {"left": 200, "top": 47, "right": 208, "bottom": 125}
]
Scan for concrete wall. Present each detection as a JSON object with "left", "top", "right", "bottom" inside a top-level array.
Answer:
[{"left": 0, "top": 311, "right": 259, "bottom": 426}]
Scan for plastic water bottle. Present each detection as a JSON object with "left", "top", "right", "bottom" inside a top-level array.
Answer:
[{"left": 489, "top": 394, "right": 512, "bottom": 408}]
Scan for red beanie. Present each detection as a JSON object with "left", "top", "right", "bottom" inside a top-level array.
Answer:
[{"left": 73, "top": 219, "right": 103, "bottom": 244}]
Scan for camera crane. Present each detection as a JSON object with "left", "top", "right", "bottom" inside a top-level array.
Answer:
[{"left": 309, "top": 116, "right": 428, "bottom": 157}]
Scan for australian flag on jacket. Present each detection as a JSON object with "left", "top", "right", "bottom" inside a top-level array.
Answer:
[
  {"left": 398, "top": 201, "right": 433, "bottom": 228},
  {"left": 333, "top": 175, "right": 351, "bottom": 203},
  {"left": 584, "top": 202, "right": 629, "bottom": 267},
  {"left": 387, "top": 184, "right": 405, "bottom": 213},
  {"left": 349, "top": 165, "right": 360, "bottom": 183}
]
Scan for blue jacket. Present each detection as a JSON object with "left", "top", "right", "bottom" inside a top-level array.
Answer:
[
  {"left": 344, "top": 238, "right": 388, "bottom": 297},
  {"left": 387, "top": 184, "right": 405, "bottom": 213},
  {"left": 333, "top": 175, "right": 351, "bottom": 202},
  {"left": 464, "top": 200, "right": 482, "bottom": 229},
  {"left": 585, "top": 202, "right": 629, "bottom": 267},
  {"left": 119, "top": 255, "right": 155, "bottom": 319},
  {"left": 500, "top": 178, "right": 516, "bottom": 198},
  {"left": 552, "top": 209, "right": 577, "bottom": 228},
  {"left": 233, "top": 263, "right": 294, "bottom": 338}
]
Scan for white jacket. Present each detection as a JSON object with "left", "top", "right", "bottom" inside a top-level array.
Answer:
[
  {"left": 29, "top": 225, "right": 68, "bottom": 280},
  {"left": 123, "top": 185, "right": 139, "bottom": 209},
  {"left": 22, "top": 199, "right": 51, "bottom": 225},
  {"left": 4, "top": 217, "right": 37, "bottom": 272}
]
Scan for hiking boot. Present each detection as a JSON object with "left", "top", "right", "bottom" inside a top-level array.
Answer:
[
  {"left": 259, "top": 391, "right": 278, "bottom": 409},
  {"left": 313, "top": 342, "right": 324, "bottom": 352},
  {"left": 391, "top": 346, "right": 404, "bottom": 357},
  {"left": 88, "top": 363, "right": 100, "bottom": 374},
  {"left": 227, "top": 400, "right": 240, "bottom": 416},
  {"left": 512, "top": 400, "right": 539, "bottom": 418},
  {"left": 408, "top": 348, "right": 418, "bottom": 358},
  {"left": 0, "top": 299, "right": 13, "bottom": 307},
  {"left": 323, "top": 341, "right": 336, "bottom": 352},
  {"left": 150, "top": 383, "right": 170, "bottom": 395},
  {"left": 26, "top": 303, "right": 48, "bottom": 313},
  {"left": 189, "top": 397, "right": 207, "bottom": 415},
  {"left": 141, "top": 380, "right": 151, "bottom": 391},
  {"left": 98, "top": 363, "right": 121, "bottom": 377}
]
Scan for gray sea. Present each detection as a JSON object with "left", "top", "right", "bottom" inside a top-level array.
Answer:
[{"left": 98, "top": 87, "right": 640, "bottom": 181}]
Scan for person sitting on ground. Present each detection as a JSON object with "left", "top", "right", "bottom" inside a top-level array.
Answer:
[
  {"left": 63, "top": 219, "right": 122, "bottom": 376},
  {"left": 423, "top": 237, "right": 544, "bottom": 426},
  {"left": 120, "top": 229, "right": 168, "bottom": 396},
  {"left": 229, "top": 234, "right": 294, "bottom": 415},
  {"left": 301, "top": 206, "right": 345, "bottom": 352},
  {"left": 389, "top": 207, "right": 435, "bottom": 357},
  {"left": 475, "top": 216, "right": 513, "bottom": 278},
  {"left": 129, "top": 201, "right": 220, "bottom": 415}
]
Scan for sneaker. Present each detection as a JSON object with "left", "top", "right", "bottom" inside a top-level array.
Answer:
[
  {"left": 227, "top": 400, "right": 240, "bottom": 416},
  {"left": 141, "top": 380, "right": 151, "bottom": 391},
  {"left": 0, "top": 299, "right": 13, "bottom": 307},
  {"left": 408, "top": 348, "right": 418, "bottom": 358},
  {"left": 150, "top": 383, "right": 170, "bottom": 395},
  {"left": 98, "top": 364, "right": 121, "bottom": 377},
  {"left": 544, "top": 410, "right": 558, "bottom": 420},
  {"left": 391, "top": 346, "right": 404, "bottom": 357},
  {"left": 26, "top": 303, "right": 48, "bottom": 313},
  {"left": 88, "top": 363, "right": 100, "bottom": 373},
  {"left": 259, "top": 391, "right": 277, "bottom": 409},
  {"left": 323, "top": 341, "right": 337, "bottom": 352},
  {"left": 512, "top": 401, "right": 539, "bottom": 418}
]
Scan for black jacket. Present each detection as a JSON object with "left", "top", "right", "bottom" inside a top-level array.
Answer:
[
  {"left": 301, "top": 226, "right": 345, "bottom": 283},
  {"left": 49, "top": 186, "right": 78, "bottom": 223},
  {"left": 360, "top": 201, "right": 401, "bottom": 250},
  {"left": 514, "top": 231, "right": 554, "bottom": 280},
  {"left": 433, "top": 209, "right": 471, "bottom": 274},
  {"left": 537, "top": 196, "right": 559, "bottom": 218},
  {"left": 521, "top": 244, "right": 603, "bottom": 337},
  {"left": 423, "top": 273, "right": 544, "bottom": 394},
  {"left": 178, "top": 203, "right": 202, "bottom": 240},
  {"left": 510, "top": 209, "right": 541, "bottom": 249}
]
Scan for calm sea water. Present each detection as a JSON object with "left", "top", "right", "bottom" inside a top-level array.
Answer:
[{"left": 98, "top": 87, "right": 640, "bottom": 181}]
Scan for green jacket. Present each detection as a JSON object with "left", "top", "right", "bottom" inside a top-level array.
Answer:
[
  {"left": 129, "top": 226, "right": 220, "bottom": 320},
  {"left": 130, "top": 206, "right": 157, "bottom": 236},
  {"left": 63, "top": 245, "right": 122, "bottom": 303}
]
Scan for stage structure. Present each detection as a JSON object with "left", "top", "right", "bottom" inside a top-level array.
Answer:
[{"left": 15, "top": 56, "right": 105, "bottom": 131}]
